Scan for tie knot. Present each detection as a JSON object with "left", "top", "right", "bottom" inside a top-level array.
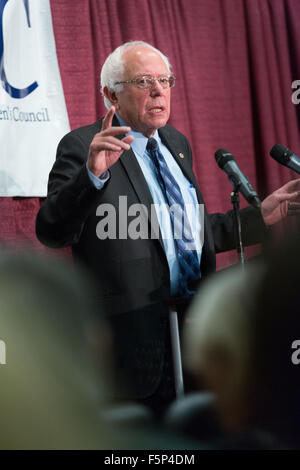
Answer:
[{"left": 147, "top": 138, "right": 158, "bottom": 152}]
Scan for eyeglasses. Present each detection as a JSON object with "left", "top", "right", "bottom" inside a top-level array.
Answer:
[{"left": 114, "top": 74, "right": 176, "bottom": 90}]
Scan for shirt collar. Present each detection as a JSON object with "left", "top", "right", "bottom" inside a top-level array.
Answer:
[{"left": 116, "top": 113, "right": 160, "bottom": 157}]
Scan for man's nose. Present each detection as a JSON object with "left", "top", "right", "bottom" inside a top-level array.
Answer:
[{"left": 150, "top": 79, "right": 164, "bottom": 96}]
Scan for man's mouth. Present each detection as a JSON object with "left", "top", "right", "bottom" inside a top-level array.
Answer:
[{"left": 149, "top": 106, "right": 164, "bottom": 113}]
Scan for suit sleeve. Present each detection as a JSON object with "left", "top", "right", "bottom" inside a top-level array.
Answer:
[
  {"left": 209, "top": 206, "right": 268, "bottom": 253},
  {"left": 36, "top": 130, "right": 104, "bottom": 248}
]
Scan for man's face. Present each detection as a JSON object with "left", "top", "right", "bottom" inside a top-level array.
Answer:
[{"left": 110, "top": 47, "right": 171, "bottom": 137}]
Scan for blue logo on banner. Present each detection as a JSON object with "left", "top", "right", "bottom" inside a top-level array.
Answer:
[{"left": 0, "top": 0, "right": 38, "bottom": 98}]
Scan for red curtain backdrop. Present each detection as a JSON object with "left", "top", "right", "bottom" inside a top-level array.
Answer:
[{"left": 1, "top": 0, "right": 299, "bottom": 268}]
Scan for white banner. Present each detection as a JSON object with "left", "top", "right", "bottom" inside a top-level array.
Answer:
[{"left": 0, "top": 0, "right": 70, "bottom": 196}]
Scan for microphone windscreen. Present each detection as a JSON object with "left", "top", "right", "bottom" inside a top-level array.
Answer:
[
  {"left": 215, "top": 149, "right": 235, "bottom": 169},
  {"left": 270, "top": 144, "right": 293, "bottom": 164}
]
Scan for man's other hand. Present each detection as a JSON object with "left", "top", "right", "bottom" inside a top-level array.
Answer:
[{"left": 261, "top": 178, "right": 300, "bottom": 226}]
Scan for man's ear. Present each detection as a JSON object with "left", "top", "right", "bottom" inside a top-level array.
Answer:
[{"left": 103, "top": 86, "right": 119, "bottom": 108}]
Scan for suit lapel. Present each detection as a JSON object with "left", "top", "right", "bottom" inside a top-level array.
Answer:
[
  {"left": 114, "top": 117, "right": 164, "bottom": 249},
  {"left": 119, "top": 147, "right": 155, "bottom": 212},
  {"left": 111, "top": 115, "right": 156, "bottom": 215}
]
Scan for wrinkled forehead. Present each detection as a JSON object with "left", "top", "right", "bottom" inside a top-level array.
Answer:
[{"left": 122, "top": 47, "right": 169, "bottom": 78}]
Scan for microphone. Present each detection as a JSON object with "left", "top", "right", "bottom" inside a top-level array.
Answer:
[
  {"left": 270, "top": 144, "right": 300, "bottom": 175},
  {"left": 215, "top": 148, "right": 261, "bottom": 209}
]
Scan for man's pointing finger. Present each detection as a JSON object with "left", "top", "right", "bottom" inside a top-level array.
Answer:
[{"left": 102, "top": 105, "right": 115, "bottom": 131}]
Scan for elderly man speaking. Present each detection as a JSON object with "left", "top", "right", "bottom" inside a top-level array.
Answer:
[{"left": 36, "top": 41, "right": 300, "bottom": 414}]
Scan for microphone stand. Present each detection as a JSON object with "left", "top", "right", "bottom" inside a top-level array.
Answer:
[
  {"left": 169, "top": 306, "right": 185, "bottom": 398},
  {"left": 231, "top": 186, "right": 245, "bottom": 268},
  {"left": 167, "top": 296, "right": 193, "bottom": 399}
]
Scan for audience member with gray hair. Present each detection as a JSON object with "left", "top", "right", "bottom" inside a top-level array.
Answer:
[{"left": 183, "top": 236, "right": 300, "bottom": 449}]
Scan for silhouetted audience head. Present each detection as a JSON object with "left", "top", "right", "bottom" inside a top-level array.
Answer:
[
  {"left": 184, "top": 238, "right": 300, "bottom": 448},
  {"left": 0, "top": 250, "right": 114, "bottom": 449},
  {"left": 251, "top": 237, "right": 300, "bottom": 447}
]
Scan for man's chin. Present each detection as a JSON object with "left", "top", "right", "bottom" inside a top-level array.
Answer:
[{"left": 144, "top": 116, "right": 169, "bottom": 134}]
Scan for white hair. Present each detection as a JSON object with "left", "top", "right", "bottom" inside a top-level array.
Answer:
[
  {"left": 183, "top": 263, "right": 264, "bottom": 382},
  {"left": 100, "top": 41, "right": 172, "bottom": 110}
]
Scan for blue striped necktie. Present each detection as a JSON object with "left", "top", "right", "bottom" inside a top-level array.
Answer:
[{"left": 146, "top": 138, "right": 201, "bottom": 296}]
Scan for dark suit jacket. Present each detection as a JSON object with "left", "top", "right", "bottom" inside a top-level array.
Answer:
[{"left": 36, "top": 116, "right": 267, "bottom": 399}]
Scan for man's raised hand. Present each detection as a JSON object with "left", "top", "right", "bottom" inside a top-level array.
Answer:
[{"left": 87, "top": 106, "right": 134, "bottom": 177}]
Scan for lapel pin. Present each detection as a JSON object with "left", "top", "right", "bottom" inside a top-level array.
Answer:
[{"left": 179, "top": 152, "right": 184, "bottom": 159}]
